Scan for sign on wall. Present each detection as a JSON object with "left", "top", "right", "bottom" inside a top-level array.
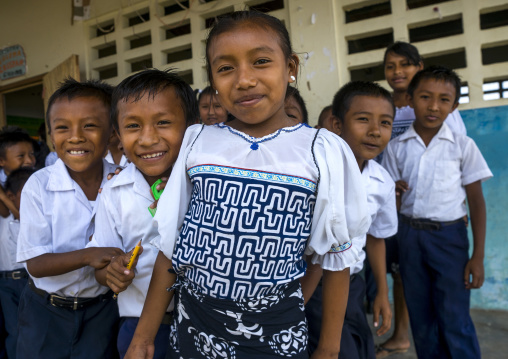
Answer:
[{"left": 0, "top": 45, "right": 27, "bottom": 81}]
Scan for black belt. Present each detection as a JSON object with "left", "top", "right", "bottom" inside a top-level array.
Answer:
[
  {"left": 28, "top": 278, "right": 114, "bottom": 310},
  {"left": 0, "top": 269, "right": 28, "bottom": 280},
  {"left": 401, "top": 215, "right": 463, "bottom": 231}
]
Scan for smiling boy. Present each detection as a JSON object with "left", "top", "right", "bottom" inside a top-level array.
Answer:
[
  {"left": 89, "top": 69, "right": 198, "bottom": 359},
  {"left": 16, "top": 79, "right": 123, "bottom": 358},
  {"left": 382, "top": 66, "right": 492, "bottom": 359}
]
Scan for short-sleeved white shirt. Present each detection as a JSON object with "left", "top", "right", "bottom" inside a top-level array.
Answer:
[
  {"left": 382, "top": 123, "right": 493, "bottom": 221},
  {"left": 349, "top": 160, "right": 398, "bottom": 275},
  {"left": 0, "top": 214, "right": 23, "bottom": 271},
  {"left": 88, "top": 163, "right": 172, "bottom": 317},
  {"left": 104, "top": 151, "right": 128, "bottom": 168},
  {"left": 152, "top": 124, "right": 370, "bottom": 299},
  {"left": 392, "top": 107, "right": 466, "bottom": 139},
  {"left": 0, "top": 169, "right": 7, "bottom": 187},
  {"left": 17, "top": 158, "right": 118, "bottom": 297}
]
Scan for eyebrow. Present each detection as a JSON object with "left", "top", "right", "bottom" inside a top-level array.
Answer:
[{"left": 211, "top": 46, "right": 276, "bottom": 65}]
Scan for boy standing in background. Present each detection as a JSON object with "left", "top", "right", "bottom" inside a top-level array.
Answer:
[{"left": 382, "top": 66, "right": 492, "bottom": 359}]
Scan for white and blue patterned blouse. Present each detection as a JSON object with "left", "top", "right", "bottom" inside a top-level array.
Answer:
[{"left": 153, "top": 123, "right": 370, "bottom": 300}]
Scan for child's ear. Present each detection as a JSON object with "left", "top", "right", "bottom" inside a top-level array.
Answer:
[
  {"left": 451, "top": 101, "right": 459, "bottom": 112},
  {"left": 0, "top": 157, "right": 5, "bottom": 167},
  {"left": 417, "top": 61, "right": 424, "bottom": 71},
  {"left": 331, "top": 116, "right": 342, "bottom": 135},
  {"left": 407, "top": 93, "right": 415, "bottom": 109},
  {"left": 288, "top": 54, "right": 299, "bottom": 81}
]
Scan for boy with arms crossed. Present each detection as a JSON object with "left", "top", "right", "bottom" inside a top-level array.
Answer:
[{"left": 382, "top": 66, "right": 492, "bottom": 359}]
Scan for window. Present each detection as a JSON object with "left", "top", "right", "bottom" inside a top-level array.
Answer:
[
  {"left": 345, "top": 1, "right": 391, "bottom": 23},
  {"left": 348, "top": 30, "right": 393, "bottom": 54},
  {"left": 248, "top": 0, "right": 284, "bottom": 13},
  {"left": 166, "top": 46, "right": 193, "bottom": 65},
  {"left": 482, "top": 79, "right": 508, "bottom": 101},
  {"left": 164, "top": 1, "right": 190, "bottom": 16},
  {"left": 409, "top": 17, "right": 463, "bottom": 43},
  {"left": 480, "top": 8, "right": 508, "bottom": 30},
  {"left": 128, "top": 11, "right": 149, "bottom": 27},
  {"left": 482, "top": 43, "right": 508, "bottom": 65},
  {"left": 406, "top": 0, "right": 451, "bottom": 10},
  {"left": 423, "top": 49, "right": 467, "bottom": 70},
  {"left": 96, "top": 43, "right": 117, "bottom": 59},
  {"left": 130, "top": 56, "right": 153, "bottom": 73},
  {"left": 98, "top": 65, "right": 118, "bottom": 80},
  {"left": 350, "top": 63, "right": 385, "bottom": 82}
]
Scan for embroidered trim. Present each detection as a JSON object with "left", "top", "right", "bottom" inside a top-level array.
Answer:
[
  {"left": 187, "top": 164, "right": 317, "bottom": 192},
  {"left": 327, "top": 241, "right": 352, "bottom": 253},
  {"left": 217, "top": 122, "right": 306, "bottom": 150},
  {"left": 311, "top": 128, "right": 321, "bottom": 195}
]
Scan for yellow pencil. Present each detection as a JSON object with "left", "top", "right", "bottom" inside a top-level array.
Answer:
[{"left": 113, "top": 240, "right": 142, "bottom": 300}]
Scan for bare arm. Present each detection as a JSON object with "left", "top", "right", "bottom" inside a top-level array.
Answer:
[
  {"left": 300, "top": 260, "right": 323, "bottom": 305},
  {"left": 26, "top": 247, "right": 124, "bottom": 278},
  {"left": 464, "top": 180, "right": 486, "bottom": 289},
  {"left": 95, "top": 247, "right": 143, "bottom": 293},
  {"left": 365, "top": 234, "right": 392, "bottom": 336},
  {"left": 311, "top": 268, "right": 349, "bottom": 359},
  {"left": 0, "top": 187, "right": 17, "bottom": 218},
  {"left": 125, "top": 251, "right": 176, "bottom": 359}
]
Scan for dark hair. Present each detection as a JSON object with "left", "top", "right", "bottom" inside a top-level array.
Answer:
[
  {"left": 205, "top": 11, "right": 296, "bottom": 86},
  {"left": 197, "top": 86, "right": 215, "bottom": 104},
  {"left": 111, "top": 68, "right": 198, "bottom": 129},
  {"left": 317, "top": 105, "right": 333, "bottom": 128},
  {"left": 4, "top": 167, "right": 35, "bottom": 195},
  {"left": 0, "top": 126, "right": 35, "bottom": 159},
  {"left": 285, "top": 86, "right": 308, "bottom": 124},
  {"left": 46, "top": 78, "right": 113, "bottom": 133},
  {"left": 407, "top": 65, "right": 461, "bottom": 104},
  {"left": 383, "top": 41, "right": 423, "bottom": 67},
  {"left": 332, "top": 81, "right": 395, "bottom": 122}
]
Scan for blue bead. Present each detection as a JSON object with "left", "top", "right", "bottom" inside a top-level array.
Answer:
[{"left": 250, "top": 143, "right": 259, "bottom": 150}]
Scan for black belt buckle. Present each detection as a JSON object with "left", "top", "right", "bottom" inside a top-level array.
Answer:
[
  {"left": 49, "top": 294, "right": 68, "bottom": 309},
  {"left": 410, "top": 218, "right": 441, "bottom": 231}
]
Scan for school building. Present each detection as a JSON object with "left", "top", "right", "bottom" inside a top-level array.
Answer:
[{"left": 1, "top": 0, "right": 507, "bottom": 310}]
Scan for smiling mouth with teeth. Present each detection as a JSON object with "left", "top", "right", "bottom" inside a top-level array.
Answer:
[
  {"left": 140, "top": 152, "right": 165, "bottom": 159},
  {"left": 69, "top": 150, "right": 86, "bottom": 155}
]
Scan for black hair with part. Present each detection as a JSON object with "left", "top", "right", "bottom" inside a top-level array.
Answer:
[
  {"left": 46, "top": 78, "right": 113, "bottom": 133},
  {"left": 111, "top": 68, "right": 198, "bottom": 129},
  {"left": 205, "top": 11, "right": 296, "bottom": 86},
  {"left": 407, "top": 65, "right": 461, "bottom": 104},
  {"left": 384, "top": 41, "right": 423, "bottom": 67},
  {"left": 4, "top": 167, "right": 35, "bottom": 195},
  {"left": 285, "top": 86, "right": 308, "bottom": 124},
  {"left": 332, "top": 81, "right": 395, "bottom": 122},
  {"left": 197, "top": 86, "right": 215, "bottom": 104},
  {"left": 0, "top": 126, "right": 35, "bottom": 159},
  {"left": 317, "top": 105, "right": 333, "bottom": 128}
]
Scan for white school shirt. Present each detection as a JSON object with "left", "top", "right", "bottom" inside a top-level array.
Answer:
[
  {"left": 104, "top": 151, "right": 128, "bottom": 167},
  {"left": 382, "top": 123, "right": 493, "bottom": 221},
  {"left": 0, "top": 169, "right": 6, "bottom": 187},
  {"left": 88, "top": 163, "right": 172, "bottom": 317},
  {"left": 16, "top": 158, "right": 118, "bottom": 297},
  {"left": 152, "top": 124, "right": 370, "bottom": 276},
  {"left": 349, "top": 160, "right": 398, "bottom": 275},
  {"left": 0, "top": 214, "right": 23, "bottom": 271},
  {"left": 392, "top": 107, "right": 466, "bottom": 139}
]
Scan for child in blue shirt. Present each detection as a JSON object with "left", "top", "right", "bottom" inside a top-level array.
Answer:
[
  {"left": 382, "top": 66, "right": 492, "bottom": 359},
  {"left": 16, "top": 79, "right": 123, "bottom": 358}
]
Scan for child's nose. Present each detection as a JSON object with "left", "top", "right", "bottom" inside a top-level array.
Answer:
[
  {"left": 138, "top": 126, "right": 159, "bottom": 146},
  {"left": 236, "top": 66, "right": 256, "bottom": 89}
]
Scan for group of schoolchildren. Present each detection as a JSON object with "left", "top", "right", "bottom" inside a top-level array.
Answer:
[{"left": 0, "top": 10, "right": 491, "bottom": 359}]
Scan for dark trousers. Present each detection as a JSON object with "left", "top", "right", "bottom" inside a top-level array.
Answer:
[
  {"left": 398, "top": 220, "right": 481, "bottom": 359},
  {"left": 305, "top": 275, "right": 375, "bottom": 359},
  {"left": 117, "top": 317, "right": 171, "bottom": 359},
  {"left": 0, "top": 276, "right": 27, "bottom": 358},
  {"left": 16, "top": 284, "right": 120, "bottom": 359}
]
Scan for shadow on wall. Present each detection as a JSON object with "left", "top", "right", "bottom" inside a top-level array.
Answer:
[{"left": 460, "top": 105, "right": 508, "bottom": 310}]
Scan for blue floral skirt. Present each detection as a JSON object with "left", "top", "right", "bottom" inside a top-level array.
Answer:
[{"left": 166, "top": 279, "right": 308, "bottom": 359}]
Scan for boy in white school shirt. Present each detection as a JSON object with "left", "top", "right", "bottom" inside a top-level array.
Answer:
[
  {"left": 16, "top": 79, "right": 123, "bottom": 358},
  {"left": 90, "top": 69, "right": 198, "bottom": 359},
  {"left": 382, "top": 66, "right": 492, "bottom": 359},
  {"left": 304, "top": 81, "right": 397, "bottom": 359}
]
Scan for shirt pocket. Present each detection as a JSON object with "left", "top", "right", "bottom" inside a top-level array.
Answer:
[{"left": 429, "top": 159, "right": 461, "bottom": 207}]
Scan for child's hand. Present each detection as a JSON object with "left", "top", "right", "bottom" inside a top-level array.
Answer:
[
  {"left": 85, "top": 247, "right": 124, "bottom": 269},
  {"left": 372, "top": 293, "right": 392, "bottom": 336},
  {"left": 395, "top": 180, "right": 409, "bottom": 196},
  {"left": 310, "top": 347, "right": 340, "bottom": 359},
  {"left": 464, "top": 255, "right": 484, "bottom": 289},
  {"left": 106, "top": 246, "right": 144, "bottom": 294},
  {"left": 125, "top": 337, "right": 155, "bottom": 359},
  {"left": 149, "top": 177, "right": 168, "bottom": 210},
  {"left": 98, "top": 167, "right": 124, "bottom": 193}
]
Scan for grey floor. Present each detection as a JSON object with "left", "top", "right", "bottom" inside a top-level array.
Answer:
[{"left": 367, "top": 308, "right": 508, "bottom": 359}]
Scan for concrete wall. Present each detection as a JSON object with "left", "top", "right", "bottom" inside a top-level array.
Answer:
[{"left": 460, "top": 105, "right": 508, "bottom": 310}]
